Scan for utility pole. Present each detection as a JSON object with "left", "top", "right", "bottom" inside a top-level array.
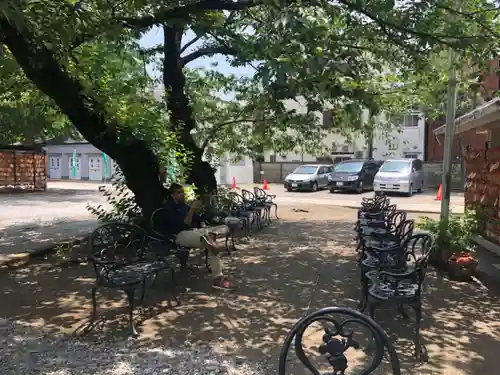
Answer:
[{"left": 440, "top": 48, "right": 458, "bottom": 224}]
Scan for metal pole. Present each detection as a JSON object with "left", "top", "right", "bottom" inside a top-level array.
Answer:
[{"left": 440, "top": 48, "right": 458, "bottom": 223}]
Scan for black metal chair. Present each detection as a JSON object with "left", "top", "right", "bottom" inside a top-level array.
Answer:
[
  {"left": 202, "top": 194, "right": 243, "bottom": 252},
  {"left": 254, "top": 186, "right": 279, "bottom": 223},
  {"left": 364, "top": 233, "right": 433, "bottom": 362},
  {"left": 228, "top": 192, "right": 254, "bottom": 237},
  {"left": 357, "top": 218, "right": 415, "bottom": 311},
  {"left": 88, "top": 222, "right": 175, "bottom": 336},
  {"left": 149, "top": 208, "right": 193, "bottom": 269},
  {"left": 360, "top": 219, "right": 415, "bottom": 257},
  {"left": 358, "top": 210, "right": 407, "bottom": 239},
  {"left": 278, "top": 306, "right": 401, "bottom": 375},
  {"left": 241, "top": 189, "right": 265, "bottom": 229}
]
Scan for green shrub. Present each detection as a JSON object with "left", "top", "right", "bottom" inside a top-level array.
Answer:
[{"left": 416, "top": 209, "right": 479, "bottom": 254}]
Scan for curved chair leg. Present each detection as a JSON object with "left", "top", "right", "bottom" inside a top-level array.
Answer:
[
  {"left": 412, "top": 302, "right": 428, "bottom": 361},
  {"left": 367, "top": 300, "right": 378, "bottom": 319},
  {"left": 123, "top": 288, "right": 138, "bottom": 337},
  {"left": 397, "top": 303, "right": 409, "bottom": 319},
  {"left": 170, "top": 267, "right": 181, "bottom": 305},
  {"left": 204, "top": 248, "right": 212, "bottom": 273},
  {"left": 273, "top": 204, "right": 279, "bottom": 219},
  {"left": 140, "top": 278, "right": 147, "bottom": 303},
  {"left": 358, "top": 272, "right": 368, "bottom": 312},
  {"left": 91, "top": 285, "right": 98, "bottom": 321}
]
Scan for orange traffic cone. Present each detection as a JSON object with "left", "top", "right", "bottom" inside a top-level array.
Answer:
[
  {"left": 232, "top": 176, "right": 237, "bottom": 189},
  {"left": 435, "top": 184, "right": 442, "bottom": 201},
  {"left": 263, "top": 178, "right": 269, "bottom": 190}
]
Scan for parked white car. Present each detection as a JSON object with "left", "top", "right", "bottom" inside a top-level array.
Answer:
[{"left": 374, "top": 159, "right": 424, "bottom": 197}]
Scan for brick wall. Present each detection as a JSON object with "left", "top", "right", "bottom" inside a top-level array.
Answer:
[
  {"left": 426, "top": 59, "right": 499, "bottom": 162},
  {"left": 426, "top": 120, "right": 488, "bottom": 162}
]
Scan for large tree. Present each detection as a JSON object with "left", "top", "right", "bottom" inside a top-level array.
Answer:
[{"left": 1, "top": 0, "right": 499, "bottom": 217}]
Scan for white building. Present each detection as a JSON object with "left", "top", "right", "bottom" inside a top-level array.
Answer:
[
  {"left": 262, "top": 102, "right": 426, "bottom": 163},
  {"left": 45, "top": 138, "right": 253, "bottom": 185}
]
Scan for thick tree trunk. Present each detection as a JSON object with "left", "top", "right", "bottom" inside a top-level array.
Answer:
[
  {"left": 162, "top": 25, "right": 217, "bottom": 194},
  {"left": 0, "top": 17, "right": 164, "bottom": 217}
]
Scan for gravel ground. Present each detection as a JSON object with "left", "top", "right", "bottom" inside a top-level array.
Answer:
[{"left": 0, "top": 318, "right": 270, "bottom": 375}]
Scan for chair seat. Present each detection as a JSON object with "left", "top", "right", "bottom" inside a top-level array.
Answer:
[
  {"left": 361, "top": 253, "right": 402, "bottom": 270},
  {"left": 364, "top": 238, "right": 399, "bottom": 249},
  {"left": 359, "top": 218, "right": 385, "bottom": 226},
  {"left": 360, "top": 227, "right": 389, "bottom": 236},
  {"left": 224, "top": 217, "right": 242, "bottom": 226},
  {"left": 102, "top": 260, "right": 169, "bottom": 287},
  {"left": 130, "top": 259, "right": 169, "bottom": 272},
  {"left": 369, "top": 280, "right": 418, "bottom": 300},
  {"left": 103, "top": 268, "right": 144, "bottom": 287}
]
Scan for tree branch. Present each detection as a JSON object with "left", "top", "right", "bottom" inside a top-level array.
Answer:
[
  {"left": 120, "top": 0, "right": 263, "bottom": 30},
  {"left": 139, "top": 44, "right": 164, "bottom": 56},
  {"left": 200, "top": 117, "right": 271, "bottom": 149},
  {"left": 337, "top": 0, "right": 486, "bottom": 47},
  {"left": 181, "top": 45, "right": 237, "bottom": 66},
  {"left": 180, "top": 35, "right": 201, "bottom": 54}
]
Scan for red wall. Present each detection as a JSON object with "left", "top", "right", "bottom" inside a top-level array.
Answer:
[
  {"left": 426, "top": 59, "right": 498, "bottom": 162},
  {"left": 426, "top": 121, "right": 488, "bottom": 162}
]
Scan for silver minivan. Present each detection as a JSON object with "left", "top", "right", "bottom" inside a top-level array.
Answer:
[{"left": 374, "top": 159, "right": 424, "bottom": 196}]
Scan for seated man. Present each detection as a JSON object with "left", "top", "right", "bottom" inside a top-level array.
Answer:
[{"left": 164, "top": 183, "right": 234, "bottom": 291}]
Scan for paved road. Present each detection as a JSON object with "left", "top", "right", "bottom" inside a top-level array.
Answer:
[{"left": 268, "top": 187, "right": 464, "bottom": 214}]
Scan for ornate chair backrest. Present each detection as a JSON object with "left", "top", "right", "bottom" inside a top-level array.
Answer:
[
  {"left": 279, "top": 307, "right": 401, "bottom": 375},
  {"left": 395, "top": 219, "right": 415, "bottom": 244},
  {"left": 150, "top": 208, "right": 172, "bottom": 239},
  {"left": 389, "top": 211, "right": 407, "bottom": 230},
  {"left": 405, "top": 233, "right": 433, "bottom": 292},
  {"left": 253, "top": 187, "right": 267, "bottom": 202},
  {"left": 241, "top": 189, "right": 257, "bottom": 205},
  {"left": 384, "top": 204, "right": 397, "bottom": 219},
  {"left": 228, "top": 192, "right": 246, "bottom": 211},
  {"left": 88, "top": 223, "right": 147, "bottom": 279}
]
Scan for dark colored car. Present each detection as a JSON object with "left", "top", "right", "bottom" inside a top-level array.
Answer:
[{"left": 328, "top": 159, "right": 381, "bottom": 194}]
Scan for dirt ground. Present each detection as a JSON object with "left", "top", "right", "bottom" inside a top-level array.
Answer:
[{"left": 1, "top": 205, "right": 499, "bottom": 374}]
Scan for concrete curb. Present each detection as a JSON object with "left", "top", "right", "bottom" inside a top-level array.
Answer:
[
  {"left": 0, "top": 235, "right": 89, "bottom": 269},
  {"left": 339, "top": 205, "right": 445, "bottom": 215}
]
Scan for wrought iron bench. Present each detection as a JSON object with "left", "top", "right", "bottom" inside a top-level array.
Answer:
[
  {"left": 202, "top": 194, "right": 244, "bottom": 252},
  {"left": 363, "top": 233, "right": 433, "bottom": 362},
  {"left": 149, "top": 207, "right": 209, "bottom": 272},
  {"left": 240, "top": 189, "right": 265, "bottom": 230},
  {"left": 279, "top": 306, "right": 401, "bottom": 375},
  {"left": 227, "top": 192, "right": 257, "bottom": 237},
  {"left": 253, "top": 186, "right": 279, "bottom": 224},
  {"left": 88, "top": 222, "right": 176, "bottom": 336}
]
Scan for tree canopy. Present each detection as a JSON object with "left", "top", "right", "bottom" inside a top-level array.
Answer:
[{"left": 1, "top": 0, "right": 499, "bottom": 214}]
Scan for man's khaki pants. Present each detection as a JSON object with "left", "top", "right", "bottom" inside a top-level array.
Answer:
[{"left": 175, "top": 225, "right": 229, "bottom": 279}]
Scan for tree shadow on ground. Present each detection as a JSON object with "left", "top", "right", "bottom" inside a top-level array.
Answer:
[
  {"left": 0, "top": 219, "right": 97, "bottom": 255},
  {"left": 0, "top": 206, "right": 499, "bottom": 374}
]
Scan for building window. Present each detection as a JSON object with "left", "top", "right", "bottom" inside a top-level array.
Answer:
[
  {"left": 322, "top": 110, "right": 333, "bottom": 129},
  {"left": 404, "top": 114, "right": 419, "bottom": 127}
]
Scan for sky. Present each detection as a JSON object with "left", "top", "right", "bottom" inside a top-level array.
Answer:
[{"left": 139, "top": 27, "right": 253, "bottom": 79}]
